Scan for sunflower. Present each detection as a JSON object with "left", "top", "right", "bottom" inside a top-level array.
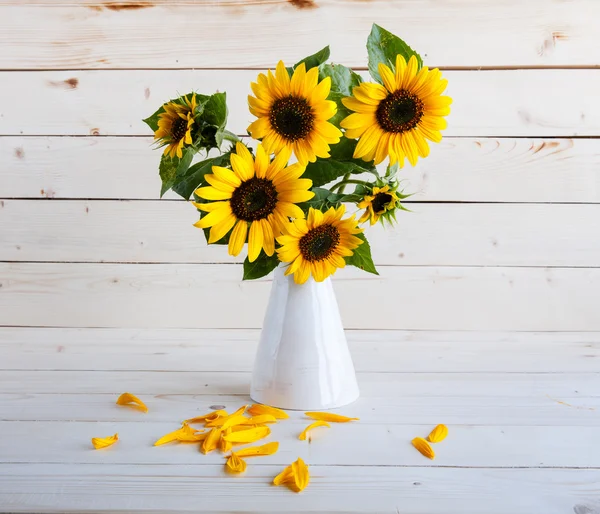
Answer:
[
  {"left": 277, "top": 205, "right": 363, "bottom": 284},
  {"left": 193, "top": 142, "right": 314, "bottom": 262},
  {"left": 247, "top": 61, "right": 342, "bottom": 166},
  {"left": 340, "top": 55, "right": 451, "bottom": 167},
  {"left": 358, "top": 185, "right": 401, "bottom": 225},
  {"left": 154, "top": 94, "right": 197, "bottom": 159}
]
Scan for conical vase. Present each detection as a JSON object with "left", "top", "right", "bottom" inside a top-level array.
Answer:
[{"left": 250, "top": 265, "right": 359, "bottom": 410}]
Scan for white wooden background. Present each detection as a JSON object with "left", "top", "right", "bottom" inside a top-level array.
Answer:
[{"left": 1, "top": 1, "right": 600, "bottom": 513}]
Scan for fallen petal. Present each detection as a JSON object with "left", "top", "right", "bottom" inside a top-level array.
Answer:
[
  {"left": 233, "top": 442, "right": 279, "bottom": 458},
  {"left": 222, "top": 426, "right": 271, "bottom": 443},
  {"left": 220, "top": 428, "right": 233, "bottom": 452},
  {"left": 412, "top": 437, "right": 435, "bottom": 460},
  {"left": 207, "top": 414, "right": 248, "bottom": 430},
  {"left": 273, "top": 465, "right": 294, "bottom": 486},
  {"left": 240, "top": 414, "right": 277, "bottom": 425},
  {"left": 92, "top": 433, "right": 118, "bottom": 450},
  {"left": 427, "top": 424, "right": 449, "bottom": 443},
  {"left": 292, "top": 457, "right": 310, "bottom": 491},
  {"left": 225, "top": 453, "right": 247, "bottom": 473},
  {"left": 116, "top": 392, "right": 148, "bottom": 413},
  {"left": 154, "top": 423, "right": 199, "bottom": 446},
  {"left": 247, "top": 404, "right": 289, "bottom": 419},
  {"left": 177, "top": 430, "right": 207, "bottom": 442},
  {"left": 201, "top": 427, "right": 223, "bottom": 454},
  {"left": 305, "top": 412, "right": 359, "bottom": 423},
  {"left": 299, "top": 421, "right": 330, "bottom": 440},
  {"left": 185, "top": 410, "right": 228, "bottom": 424}
]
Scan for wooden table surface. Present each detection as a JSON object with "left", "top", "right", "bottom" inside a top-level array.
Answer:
[{"left": 1, "top": 328, "right": 599, "bottom": 513}]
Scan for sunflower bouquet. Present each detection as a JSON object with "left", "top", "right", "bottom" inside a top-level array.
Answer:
[{"left": 144, "top": 25, "right": 451, "bottom": 284}]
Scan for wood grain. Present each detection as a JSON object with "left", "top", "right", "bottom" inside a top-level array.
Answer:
[
  {"left": 1, "top": 1, "right": 599, "bottom": 69},
  {"left": 1, "top": 328, "right": 598, "bottom": 373},
  {"left": 1, "top": 463, "right": 597, "bottom": 514},
  {"left": 3, "top": 136, "right": 600, "bottom": 202},
  {"left": 1, "top": 263, "right": 599, "bottom": 330},
  {"left": 1, "top": 70, "right": 598, "bottom": 136},
  {"left": 2, "top": 200, "right": 600, "bottom": 266}
]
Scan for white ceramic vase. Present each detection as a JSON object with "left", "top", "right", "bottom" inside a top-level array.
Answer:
[{"left": 250, "top": 265, "right": 359, "bottom": 410}]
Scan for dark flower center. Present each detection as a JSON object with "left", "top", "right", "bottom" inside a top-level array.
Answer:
[
  {"left": 171, "top": 116, "right": 189, "bottom": 142},
  {"left": 371, "top": 192, "right": 393, "bottom": 213},
  {"left": 230, "top": 178, "right": 278, "bottom": 221},
  {"left": 376, "top": 89, "right": 424, "bottom": 133},
  {"left": 299, "top": 224, "right": 340, "bottom": 262},
  {"left": 269, "top": 95, "right": 315, "bottom": 142}
]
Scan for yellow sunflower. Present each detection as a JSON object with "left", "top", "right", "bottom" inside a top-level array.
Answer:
[
  {"left": 277, "top": 205, "right": 363, "bottom": 284},
  {"left": 154, "top": 94, "right": 197, "bottom": 159},
  {"left": 340, "top": 55, "right": 451, "bottom": 167},
  {"left": 358, "top": 185, "right": 400, "bottom": 225},
  {"left": 248, "top": 61, "right": 342, "bottom": 166},
  {"left": 193, "top": 142, "right": 314, "bottom": 262}
]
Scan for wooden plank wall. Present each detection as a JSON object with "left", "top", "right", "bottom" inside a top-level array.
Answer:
[{"left": 0, "top": 0, "right": 599, "bottom": 330}]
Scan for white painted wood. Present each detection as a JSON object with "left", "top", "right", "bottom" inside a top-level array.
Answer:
[
  {"left": 3, "top": 200, "right": 600, "bottom": 266},
  {"left": 1, "top": 1, "right": 598, "bottom": 68},
  {"left": 1, "top": 263, "right": 599, "bottom": 330},
  {"left": 1, "top": 464, "right": 597, "bottom": 514},
  {"left": 1, "top": 70, "right": 598, "bottom": 136},
  {"left": 1, "top": 328, "right": 599, "bottom": 373},
  {"left": 1, "top": 419, "right": 598, "bottom": 468},
  {"left": 4, "top": 137, "right": 600, "bottom": 203}
]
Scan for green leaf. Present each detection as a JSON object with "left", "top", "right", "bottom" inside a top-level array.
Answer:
[
  {"left": 243, "top": 252, "right": 281, "bottom": 280},
  {"left": 203, "top": 92, "right": 228, "bottom": 130},
  {"left": 171, "top": 151, "right": 232, "bottom": 200},
  {"left": 142, "top": 105, "right": 165, "bottom": 132},
  {"left": 345, "top": 232, "right": 379, "bottom": 275},
  {"left": 301, "top": 139, "right": 377, "bottom": 187},
  {"left": 319, "top": 63, "right": 362, "bottom": 96},
  {"left": 158, "top": 149, "right": 194, "bottom": 197},
  {"left": 366, "top": 24, "right": 423, "bottom": 84},
  {"left": 288, "top": 46, "right": 331, "bottom": 74}
]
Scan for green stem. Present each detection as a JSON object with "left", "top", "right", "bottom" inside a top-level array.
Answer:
[
  {"left": 337, "top": 173, "right": 351, "bottom": 194},
  {"left": 331, "top": 178, "right": 370, "bottom": 193},
  {"left": 221, "top": 129, "right": 241, "bottom": 143}
]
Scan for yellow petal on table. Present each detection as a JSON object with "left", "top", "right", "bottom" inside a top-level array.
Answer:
[
  {"left": 154, "top": 423, "right": 199, "bottom": 446},
  {"left": 247, "top": 404, "right": 289, "bottom": 419},
  {"left": 177, "top": 430, "right": 208, "bottom": 442},
  {"left": 222, "top": 426, "right": 271, "bottom": 443},
  {"left": 273, "top": 465, "right": 294, "bottom": 486},
  {"left": 427, "top": 424, "right": 449, "bottom": 443},
  {"left": 92, "top": 433, "right": 119, "bottom": 450},
  {"left": 220, "top": 428, "right": 233, "bottom": 452},
  {"left": 205, "top": 406, "right": 248, "bottom": 427},
  {"left": 201, "top": 427, "right": 223, "bottom": 454},
  {"left": 185, "top": 410, "right": 228, "bottom": 424},
  {"left": 412, "top": 437, "right": 435, "bottom": 460},
  {"left": 299, "top": 421, "right": 330, "bottom": 440},
  {"left": 116, "top": 392, "right": 148, "bottom": 413},
  {"left": 292, "top": 457, "right": 310, "bottom": 492},
  {"left": 240, "top": 414, "right": 277, "bottom": 425},
  {"left": 233, "top": 442, "right": 279, "bottom": 458},
  {"left": 305, "top": 412, "right": 359, "bottom": 423},
  {"left": 225, "top": 453, "right": 247, "bottom": 474}
]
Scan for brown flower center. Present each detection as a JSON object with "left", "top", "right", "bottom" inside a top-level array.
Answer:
[
  {"left": 371, "top": 192, "right": 393, "bottom": 213},
  {"left": 299, "top": 224, "right": 340, "bottom": 262},
  {"left": 376, "top": 89, "right": 424, "bottom": 133},
  {"left": 171, "top": 116, "right": 189, "bottom": 142},
  {"left": 230, "top": 178, "right": 278, "bottom": 222},
  {"left": 269, "top": 95, "right": 315, "bottom": 142}
]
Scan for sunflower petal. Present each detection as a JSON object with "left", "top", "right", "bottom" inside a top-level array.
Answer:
[
  {"left": 228, "top": 220, "right": 248, "bottom": 257},
  {"left": 91, "top": 433, "right": 118, "bottom": 450},
  {"left": 247, "top": 404, "right": 289, "bottom": 419},
  {"left": 427, "top": 424, "right": 449, "bottom": 443},
  {"left": 248, "top": 221, "right": 264, "bottom": 262},
  {"left": 299, "top": 421, "right": 330, "bottom": 440},
  {"left": 222, "top": 426, "right": 271, "bottom": 443},
  {"left": 240, "top": 414, "right": 277, "bottom": 425},
  {"left": 185, "top": 410, "right": 228, "bottom": 424},
  {"left": 225, "top": 453, "right": 247, "bottom": 473},
  {"left": 292, "top": 457, "right": 310, "bottom": 492},
  {"left": 412, "top": 436, "right": 435, "bottom": 459},
  {"left": 305, "top": 412, "right": 359, "bottom": 423},
  {"left": 116, "top": 392, "right": 148, "bottom": 413},
  {"left": 201, "top": 427, "right": 223, "bottom": 454},
  {"left": 233, "top": 441, "right": 279, "bottom": 458},
  {"left": 273, "top": 466, "right": 294, "bottom": 486}
]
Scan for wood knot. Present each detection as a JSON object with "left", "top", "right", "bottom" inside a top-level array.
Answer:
[{"left": 288, "top": 0, "right": 317, "bottom": 8}]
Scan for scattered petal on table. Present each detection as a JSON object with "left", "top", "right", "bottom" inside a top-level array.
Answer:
[
  {"left": 412, "top": 437, "right": 435, "bottom": 460},
  {"left": 225, "top": 453, "right": 247, "bottom": 473},
  {"left": 240, "top": 414, "right": 277, "bottom": 425},
  {"left": 201, "top": 427, "right": 223, "bottom": 454},
  {"left": 154, "top": 423, "right": 199, "bottom": 446},
  {"left": 92, "top": 433, "right": 118, "bottom": 450},
  {"left": 427, "top": 424, "right": 449, "bottom": 443},
  {"left": 273, "top": 466, "right": 294, "bottom": 486},
  {"left": 185, "top": 410, "right": 228, "bottom": 424},
  {"left": 222, "top": 426, "right": 271, "bottom": 443},
  {"left": 247, "top": 404, "right": 289, "bottom": 419},
  {"left": 233, "top": 442, "right": 279, "bottom": 458},
  {"left": 220, "top": 428, "right": 233, "bottom": 452},
  {"left": 116, "top": 393, "right": 148, "bottom": 413},
  {"left": 206, "top": 406, "right": 248, "bottom": 428},
  {"left": 299, "top": 421, "right": 330, "bottom": 440},
  {"left": 305, "top": 412, "right": 359, "bottom": 423},
  {"left": 292, "top": 457, "right": 310, "bottom": 491}
]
